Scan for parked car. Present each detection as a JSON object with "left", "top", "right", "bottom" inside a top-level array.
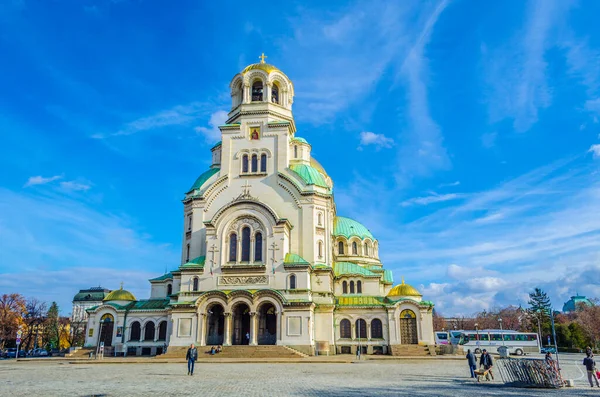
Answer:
[
  {"left": 5, "top": 348, "right": 26, "bottom": 358},
  {"left": 32, "top": 348, "right": 49, "bottom": 357},
  {"left": 540, "top": 346, "right": 557, "bottom": 354}
]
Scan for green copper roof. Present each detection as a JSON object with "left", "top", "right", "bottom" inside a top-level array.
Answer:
[
  {"left": 211, "top": 141, "right": 222, "bottom": 150},
  {"left": 290, "top": 164, "right": 329, "bottom": 189},
  {"left": 336, "top": 296, "right": 388, "bottom": 307},
  {"left": 334, "top": 262, "right": 380, "bottom": 278},
  {"left": 188, "top": 168, "right": 219, "bottom": 192},
  {"left": 383, "top": 270, "right": 394, "bottom": 284},
  {"left": 292, "top": 137, "right": 308, "bottom": 144},
  {"left": 334, "top": 216, "right": 375, "bottom": 240},
  {"left": 131, "top": 298, "right": 170, "bottom": 311},
  {"left": 149, "top": 272, "right": 173, "bottom": 282},
  {"left": 180, "top": 256, "right": 206, "bottom": 269},
  {"left": 563, "top": 295, "right": 594, "bottom": 313},
  {"left": 73, "top": 288, "right": 110, "bottom": 302},
  {"left": 284, "top": 253, "right": 310, "bottom": 265}
]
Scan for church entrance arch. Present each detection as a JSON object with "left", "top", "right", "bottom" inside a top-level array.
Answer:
[
  {"left": 399, "top": 309, "right": 418, "bottom": 345},
  {"left": 257, "top": 303, "right": 277, "bottom": 345},
  {"left": 99, "top": 313, "right": 114, "bottom": 347},
  {"left": 232, "top": 303, "right": 251, "bottom": 345},
  {"left": 206, "top": 303, "right": 225, "bottom": 346}
]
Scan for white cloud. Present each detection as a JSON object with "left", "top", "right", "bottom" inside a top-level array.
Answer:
[
  {"left": 586, "top": 98, "right": 600, "bottom": 115},
  {"left": 358, "top": 131, "right": 394, "bottom": 150},
  {"left": 590, "top": 144, "right": 600, "bottom": 158},
  {"left": 60, "top": 181, "right": 92, "bottom": 191},
  {"left": 439, "top": 181, "right": 460, "bottom": 188},
  {"left": 194, "top": 110, "right": 228, "bottom": 143},
  {"left": 401, "top": 192, "right": 466, "bottom": 207},
  {"left": 24, "top": 175, "right": 62, "bottom": 187}
]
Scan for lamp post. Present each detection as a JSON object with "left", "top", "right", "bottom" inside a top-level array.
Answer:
[
  {"left": 475, "top": 323, "right": 480, "bottom": 353},
  {"left": 499, "top": 318, "right": 505, "bottom": 346},
  {"left": 357, "top": 320, "right": 362, "bottom": 360}
]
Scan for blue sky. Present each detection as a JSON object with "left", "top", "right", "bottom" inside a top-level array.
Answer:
[{"left": 1, "top": 0, "right": 600, "bottom": 316}]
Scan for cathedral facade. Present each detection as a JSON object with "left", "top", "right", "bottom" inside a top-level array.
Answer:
[{"left": 84, "top": 57, "right": 435, "bottom": 356}]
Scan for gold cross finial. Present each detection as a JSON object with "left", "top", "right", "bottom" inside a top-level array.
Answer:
[
  {"left": 120, "top": 281, "right": 124, "bottom": 290},
  {"left": 259, "top": 53, "right": 267, "bottom": 64},
  {"left": 401, "top": 276, "right": 405, "bottom": 285}
]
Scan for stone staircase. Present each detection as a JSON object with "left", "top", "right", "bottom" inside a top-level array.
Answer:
[
  {"left": 162, "top": 345, "right": 305, "bottom": 359},
  {"left": 64, "top": 347, "right": 95, "bottom": 358},
  {"left": 390, "top": 344, "right": 434, "bottom": 356}
]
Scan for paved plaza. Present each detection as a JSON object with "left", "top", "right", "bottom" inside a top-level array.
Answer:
[{"left": 0, "top": 355, "right": 597, "bottom": 396}]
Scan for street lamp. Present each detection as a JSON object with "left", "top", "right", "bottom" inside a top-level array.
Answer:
[
  {"left": 474, "top": 323, "right": 480, "bottom": 353},
  {"left": 499, "top": 318, "right": 505, "bottom": 346}
]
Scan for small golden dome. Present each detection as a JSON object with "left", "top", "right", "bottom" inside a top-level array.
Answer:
[
  {"left": 104, "top": 285, "right": 136, "bottom": 302},
  {"left": 241, "top": 53, "right": 281, "bottom": 75},
  {"left": 387, "top": 277, "right": 422, "bottom": 297}
]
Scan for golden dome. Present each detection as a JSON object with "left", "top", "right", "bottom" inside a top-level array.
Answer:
[
  {"left": 387, "top": 278, "right": 422, "bottom": 297},
  {"left": 104, "top": 285, "right": 136, "bottom": 302},
  {"left": 241, "top": 53, "right": 281, "bottom": 75}
]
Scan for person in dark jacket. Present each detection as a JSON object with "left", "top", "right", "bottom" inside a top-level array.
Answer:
[
  {"left": 479, "top": 349, "right": 494, "bottom": 380},
  {"left": 584, "top": 353, "right": 599, "bottom": 387},
  {"left": 186, "top": 344, "right": 198, "bottom": 376},
  {"left": 466, "top": 349, "right": 477, "bottom": 378}
]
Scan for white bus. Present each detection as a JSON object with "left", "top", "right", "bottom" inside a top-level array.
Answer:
[{"left": 458, "top": 330, "right": 540, "bottom": 356}]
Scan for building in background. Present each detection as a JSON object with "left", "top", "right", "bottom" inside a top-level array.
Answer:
[{"left": 562, "top": 294, "right": 594, "bottom": 313}]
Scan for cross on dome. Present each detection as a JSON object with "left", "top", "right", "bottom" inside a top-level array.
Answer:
[{"left": 259, "top": 53, "right": 267, "bottom": 64}]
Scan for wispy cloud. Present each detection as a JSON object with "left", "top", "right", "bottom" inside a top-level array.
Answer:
[
  {"left": 590, "top": 144, "right": 600, "bottom": 158},
  {"left": 24, "top": 175, "right": 62, "bottom": 187},
  {"left": 401, "top": 192, "right": 466, "bottom": 207},
  {"left": 484, "top": 0, "right": 571, "bottom": 132},
  {"left": 60, "top": 181, "right": 92, "bottom": 191},
  {"left": 194, "top": 110, "right": 228, "bottom": 143},
  {"left": 358, "top": 131, "right": 394, "bottom": 150},
  {"left": 438, "top": 181, "right": 460, "bottom": 188}
]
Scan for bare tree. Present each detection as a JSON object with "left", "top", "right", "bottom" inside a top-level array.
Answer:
[
  {"left": 22, "top": 298, "right": 47, "bottom": 352},
  {"left": 0, "top": 294, "right": 27, "bottom": 350}
]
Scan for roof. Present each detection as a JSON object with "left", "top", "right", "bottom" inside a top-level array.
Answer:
[
  {"left": 130, "top": 299, "right": 170, "bottom": 311},
  {"left": 284, "top": 253, "right": 310, "bottom": 265},
  {"left": 334, "top": 216, "right": 375, "bottom": 240},
  {"left": 104, "top": 287, "right": 136, "bottom": 302},
  {"left": 336, "top": 296, "right": 389, "bottom": 307},
  {"left": 242, "top": 62, "right": 281, "bottom": 74},
  {"left": 387, "top": 278, "right": 422, "bottom": 298},
  {"left": 180, "top": 256, "right": 206, "bottom": 270},
  {"left": 563, "top": 295, "right": 594, "bottom": 313},
  {"left": 292, "top": 137, "right": 308, "bottom": 144},
  {"left": 211, "top": 141, "right": 222, "bottom": 150},
  {"left": 149, "top": 272, "right": 173, "bottom": 282},
  {"left": 188, "top": 168, "right": 220, "bottom": 193},
  {"left": 383, "top": 270, "right": 394, "bottom": 284},
  {"left": 310, "top": 157, "right": 329, "bottom": 178},
  {"left": 334, "top": 262, "right": 380, "bottom": 278},
  {"left": 290, "top": 164, "right": 329, "bottom": 189},
  {"left": 73, "top": 288, "right": 110, "bottom": 302}
]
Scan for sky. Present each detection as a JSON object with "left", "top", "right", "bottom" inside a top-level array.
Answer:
[{"left": 1, "top": 0, "right": 600, "bottom": 316}]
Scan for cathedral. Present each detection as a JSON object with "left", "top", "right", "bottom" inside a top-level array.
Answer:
[{"left": 84, "top": 55, "right": 435, "bottom": 356}]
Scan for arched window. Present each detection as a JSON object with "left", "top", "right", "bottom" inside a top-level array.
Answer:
[
  {"left": 318, "top": 241, "right": 323, "bottom": 258},
  {"left": 340, "top": 319, "right": 351, "bottom": 339},
  {"left": 229, "top": 233, "right": 237, "bottom": 262},
  {"left": 355, "top": 319, "right": 367, "bottom": 339},
  {"left": 242, "top": 155, "right": 249, "bottom": 173},
  {"left": 192, "top": 277, "right": 199, "bottom": 292},
  {"left": 260, "top": 154, "right": 267, "bottom": 172},
  {"left": 371, "top": 319, "right": 383, "bottom": 339},
  {"left": 188, "top": 214, "right": 192, "bottom": 231},
  {"left": 352, "top": 241, "right": 358, "bottom": 255},
  {"left": 186, "top": 244, "right": 190, "bottom": 262},
  {"left": 364, "top": 244, "right": 369, "bottom": 256},
  {"left": 338, "top": 241, "right": 344, "bottom": 255},
  {"left": 241, "top": 227, "right": 251, "bottom": 262},
  {"left": 357, "top": 280, "right": 362, "bottom": 294},
  {"left": 144, "top": 321, "right": 155, "bottom": 341},
  {"left": 254, "top": 232, "right": 262, "bottom": 262},
  {"left": 289, "top": 274, "right": 296, "bottom": 290},
  {"left": 318, "top": 213, "right": 322, "bottom": 226},
  {"left": 294, "top": 145, "right": 298, "bottom": 158},
  {"left": 167, "top": 284, "right": 172, "bottom": 296},
  {"left": 342, "top": 281, "right": 348, "bottom": 294},
  {"left": 350, "top": 281, "right": 355, "bottom": 294},
  {"left": 158, "top": 321, "right": 168, "bottom": 341},
  {"left": 129, "top": 321, "right": 141, "bottom": 341},
  {"left": 252, "top": 80, "right": 263, "bottom": 101},
  {"left": 272, "top": 83, "right": 279, "bottom": 103},
  {"left": 251, "top": 154, "right": 258, "bottom": 172}
]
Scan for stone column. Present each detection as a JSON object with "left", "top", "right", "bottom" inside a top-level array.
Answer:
[
  {"left": 351, "top": 323, "right": 356, "bottom": 340},
  {"left": 250, "top": 312, "right": 258, "bottom": 345},
  {"left": 243, "top": 84, "right": 250, "bottom": 104},
  {"left": 276, "top": 312, "right": 282, "bottom": 344},
  {"left": 198, "top": 313, "right": 206, "bottom": 346},
  {"left": 250, "top": 237, "right": 255, "bottom": 264},
  {"left": 367, "top": 323, "right": 372, "bottom": 341},
  {"left": 265, "top": 82, "right": 272, "bottom": 103},
  {"left": 154, "top": 324, "right": 159, "bottom": 342},
  {"left": 224, "top": 313, "right": 232, "bottom": 346}
]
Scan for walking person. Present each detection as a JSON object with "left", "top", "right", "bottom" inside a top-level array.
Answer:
[
  {"left": 466, "top": 349, "right": 477, "bottom": 378},
  {"left": 479, "top": 349, "right": 494, "bottom": 380},
  {"left": 186, "top": 343, "right": 198, "bottom": 376},
  {"left": 245, "top": 331, "right": 250, "bottom": 345},
  {"left": 584, "top": 353, "right": 599, "bottom": 387}
]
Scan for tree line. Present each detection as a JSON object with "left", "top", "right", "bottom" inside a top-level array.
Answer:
[
  {"left": 0, "top": 293, "right": 85, "bottom": 352},
  {"left": 433, "top": 288, "right": 599, "bottom": 351}
]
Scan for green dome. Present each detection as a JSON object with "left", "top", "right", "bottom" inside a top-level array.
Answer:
[
  {"left": 562, "top": 295, "right": 593, "bottom": 313},
  {"left": 188, "top": 168, "right": 220, "bottom": 193},
  {"left": 334, "top": 216, "right": 375, "bottom": 240},
  {"left": 290, "top": 164, "right": 329, "bottom": 189},
  {"left": 292, "top": 136, "right": 308, "bottom": 144}
]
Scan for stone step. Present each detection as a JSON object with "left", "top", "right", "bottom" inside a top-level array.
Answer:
[{"left": 162, "top": 345, "right": 303, "bottom": 359}]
